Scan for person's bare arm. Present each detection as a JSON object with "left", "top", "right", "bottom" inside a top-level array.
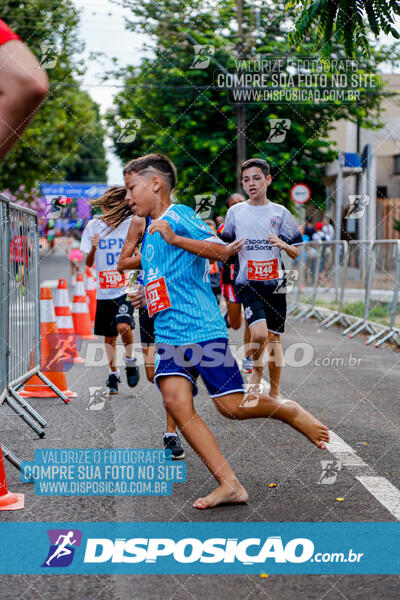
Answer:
[
  {"left": 0, "top": 40, "right": 49, "bottom": 159},
  {"left": 85, "top": 234, "right": 98, "bottom": 267},
  {"left": 148, "top": 220, "right": 244, "bottom": 262},
  {"left": 268, "top": 234, "right": 300, "bottom": 260},
  {"left": 117, "top": 216, "right": 145, "bottom": 272}
]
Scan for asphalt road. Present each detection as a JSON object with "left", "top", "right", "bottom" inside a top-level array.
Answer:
[{"left": 1, "top": 248, "right": 399, "bottom": 599}]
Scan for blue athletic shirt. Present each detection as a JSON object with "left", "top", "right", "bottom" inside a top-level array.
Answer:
[{"left": 141, "top": 203, "right": 228, "bottom": 345}]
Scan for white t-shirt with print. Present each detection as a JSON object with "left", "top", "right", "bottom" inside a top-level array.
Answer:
[
  {"left": 80, "top": 217, "right": 132, "bottom": 300},
  {"left": 222, "top": 200, "right": 303, "bottom": 288}
]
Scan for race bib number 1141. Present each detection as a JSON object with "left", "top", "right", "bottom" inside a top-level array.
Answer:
[{"left": 145, "top": 277, "right": 172, "bottom": 317}]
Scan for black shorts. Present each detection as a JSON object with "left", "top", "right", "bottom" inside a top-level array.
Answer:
[
  {"left": 139, "top": 307, "right": 155, "bottom": 346},
  {"left": 94, "top": 294, "right": 134, "bottom": 337},
  {"left": 237, "top": 283, "right": 286, "bottom": 334}
]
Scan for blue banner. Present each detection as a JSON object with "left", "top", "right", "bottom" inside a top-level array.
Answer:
[
  {"left": 0, "top": 522, "right": 398, "bottom": 574},
  {"left": 40, "top": 183, "right": 108, "bottom": 198},
  {"left": 21, "top": 449, "right": 186, "bottom": 496}
]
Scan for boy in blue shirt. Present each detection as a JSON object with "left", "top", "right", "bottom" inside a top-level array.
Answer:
[{"left": 126, "top": 153, "right": 329, "bottom": 510}]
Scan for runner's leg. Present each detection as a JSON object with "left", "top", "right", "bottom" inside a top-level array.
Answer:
[
  {"left": 158, "top": 376, "right": 248, "bottom": 508},
  {"left": 248, "top": 320, "right": 268, "bottom": 386},
  {"left": 226, "top": 298, "right": 241, "bottom": 330},
  {"left": 244, "top": 320, "right": 251, "bottom": 358},
  {"left": 142, "top": 345, "right": 156, "bottom": 382},
  {"left": 142, "top": 344, "right": 178, "bottom": 433},
  {"left": 104, "top": 335, "right": 118, "bottom": 371},
  {"left": 213, "top": 391, "right": 329, "bottom": 450},
  {"left": 266, "top": 331, "right": 284, "bottom": 399},
  {"left": 116, "top": 322, "right": 133, "bottom": 359}
]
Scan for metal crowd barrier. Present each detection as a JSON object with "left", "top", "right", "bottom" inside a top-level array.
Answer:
[
  {"left": 288, "top": 239, "right": 400, "bottom": 347},
  {"left": 366, "top": 240, "right": 400, "bottom": 347},
  {"left": 0, "top": 193, "right": 47, "bottom": 443}
]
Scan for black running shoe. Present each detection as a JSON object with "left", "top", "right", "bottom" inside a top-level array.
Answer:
[
  {"left": 125, "top": 358, "right": 140, "bottom": 388},
  {"left": 164, "top": 433, "right": 185, "bottom": 460},
  {"left": 106, "top": 373, "right": 120, "bottom": 394}
]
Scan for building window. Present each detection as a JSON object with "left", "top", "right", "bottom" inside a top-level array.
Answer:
[
  {"left": 393, "top": 155, "right": 400, "bottom": 175},
  {"left": 377, "top": 186, "right": 388, "bottom": 199}
]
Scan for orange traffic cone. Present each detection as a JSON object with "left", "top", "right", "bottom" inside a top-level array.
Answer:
[
  {"left": 72, "top": 274, "right": 96, "bottom": 340},
  {"left": 0, "top": 443, "right": 24, "bottom": 511},
  {"left": 54, "top": 279, "right": 84, "bottom": 364},
  {"left": 85, "top": 266, "right": 97, "bottom": 326},
  {"left": 20, "top": 287, "right": 77, "bottom": 399}
]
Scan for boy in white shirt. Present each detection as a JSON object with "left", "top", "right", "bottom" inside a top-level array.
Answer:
[{"left": 222, "top": 158, "right": 302, "bottom": 400}]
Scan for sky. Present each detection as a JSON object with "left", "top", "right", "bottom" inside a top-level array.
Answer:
[{"left": 73, "top": 0, "right": 150, "bottom": 184}]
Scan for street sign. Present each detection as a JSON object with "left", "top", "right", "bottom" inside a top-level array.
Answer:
[
  {"left": 341, "top": 152, "right": 363, "bottom": 173},
  {"left": 290, "top": 183, "right": 311, "bottom": 205},
  {"left": 40, "top": 182, "right": 108, "bottom": 198}
]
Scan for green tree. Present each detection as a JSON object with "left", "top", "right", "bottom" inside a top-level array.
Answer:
[
  {"left": 0, "top": 1, "right": 107, "bottom": 196},
  {"left": 64, "top": 94, "right": 108, "bottom": 182},
  {"left": 288, "top": 0, "right": 400, "bottom": 57},
  {"left": 107, "top": 0, "right": 394, "bottom": 213}
]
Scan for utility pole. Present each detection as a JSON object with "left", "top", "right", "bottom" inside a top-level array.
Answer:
[{"left": 236, "top": 0, "right": 247, "bottom": 192}]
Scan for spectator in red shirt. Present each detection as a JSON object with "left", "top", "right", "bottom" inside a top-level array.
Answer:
[{"left": 0, "top": 19, "right": 48, "bottom": 159}]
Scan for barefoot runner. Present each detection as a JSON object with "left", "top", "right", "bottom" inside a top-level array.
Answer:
[
  {"left": 118, "top": 215, "right": 185, "bottom": 459},
  {"left": 126, "top": 153, "right": 329, "bottom": 510}
]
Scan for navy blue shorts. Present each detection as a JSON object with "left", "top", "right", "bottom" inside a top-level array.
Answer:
[
  {"left": 94, "top": 294, "right": 134, "bottom": 337},
  {"left": 154, "top": 338, "right": 244, "bottom": 398},
  {"left": 237, "top": 283, "right": 286, "bottom": 334}
]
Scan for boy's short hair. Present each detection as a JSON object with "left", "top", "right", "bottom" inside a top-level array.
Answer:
[
  {"left": 123, "top": 153, "right": 177, "bottom": 190},
  {"left": 226, "top": 193, "right": 245, "bottom": 208},
  {"left": 241, "top": 158, "right": 270, "bottom": 178}
]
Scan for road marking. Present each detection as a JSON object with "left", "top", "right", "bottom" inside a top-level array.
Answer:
[
  {"left": 327, "top": 431, "right": 400, "bottom": 520},
  {"left": 235, "top": 352, "right": 400, "bottom": 520},
  {"left": 326, "top": 430, "right": 368, "bottom": 467},
  {"left": 356, "top": 476, "right": 400, "bottom": 520}
]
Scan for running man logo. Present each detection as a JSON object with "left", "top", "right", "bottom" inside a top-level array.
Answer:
[
  {"left": 42, "top": 333, "right": 77, "bottom": 373},
  {"left": 42, "top": 529, "right": 82, "bottom": 568},
  {"left": 38, "top": 44, "right": 59, "bottom": 69},
  {"left": 116, "top": 118, "right": 141, "bottom": 144},
  {"left": 344, "top": 195, "right": 370, "bottom": 220},
  {"left": 318, "top": 460, "right": 343, "bottom": 485},
  {"left": 44, "top": 195, "right": 71, "bottom": 219},
  {"left": 87, "top": 387, "right": 109, "bottom": 411},
  {"left": 194, "top": 194, "right": 216, "bottom": 219},
  {"left": 267, "top": 119, "right": 291, "bottom": 143},
  {"left": 274, "top": 270, "right": 299, "bottom": 294},
  {"left": 190, "top": 45, "right": 215, "bottom": 69}
]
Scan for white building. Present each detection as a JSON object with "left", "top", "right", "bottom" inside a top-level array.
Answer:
[{"left": 323, "top": 74, "right": 400, "bottom": 240}]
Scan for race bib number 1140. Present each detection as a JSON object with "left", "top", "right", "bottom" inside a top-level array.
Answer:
[{"left": 247, "top": 258, "right": 279, "bottom": 281}]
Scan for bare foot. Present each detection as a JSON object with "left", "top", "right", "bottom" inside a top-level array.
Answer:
[
  {"left": 193, "top": 482, "right": 249, "bottom": 510},
  {"left": 288, "top": 401, "right": 330, "bottom": 449}
]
